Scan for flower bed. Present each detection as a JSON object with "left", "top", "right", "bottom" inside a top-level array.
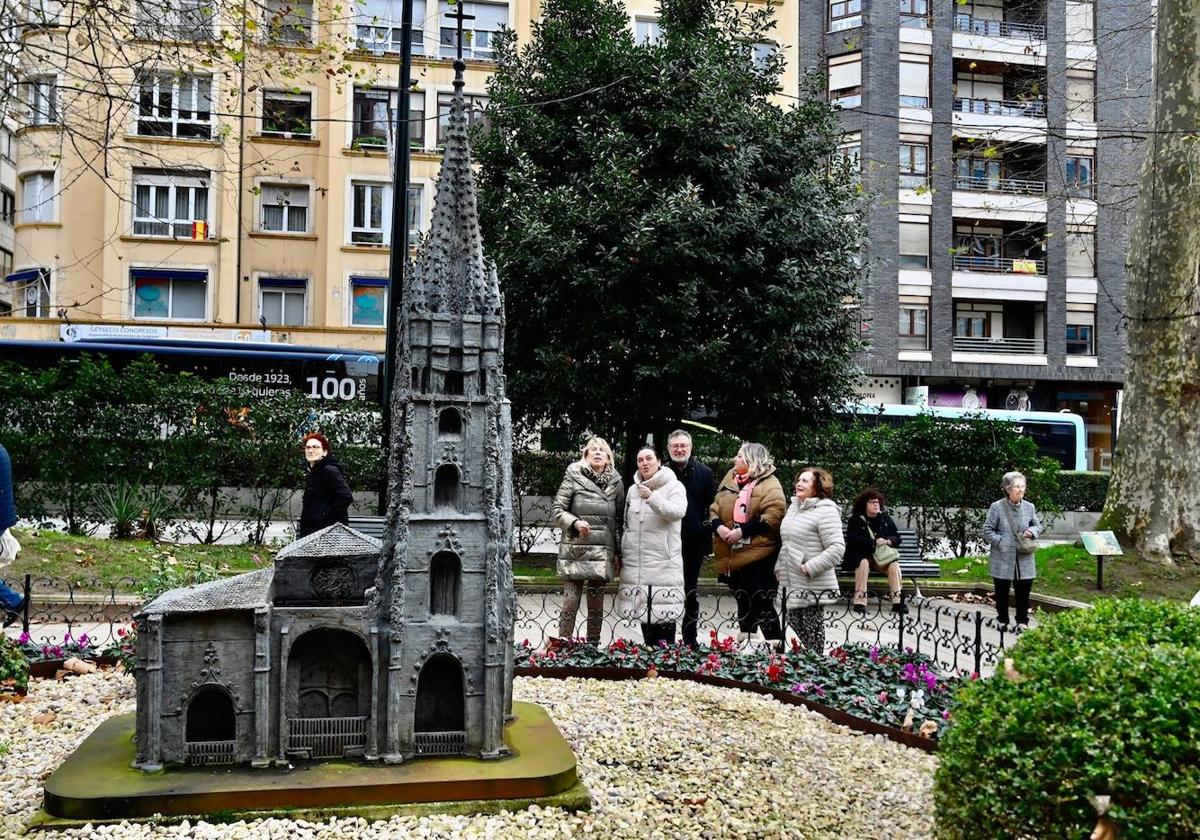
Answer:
[
  {"left": 13, "top": 625, "right": 135, "bottom": 676},
  {"left": 516, "top": 632, "right": 965, "bottom": 739}
]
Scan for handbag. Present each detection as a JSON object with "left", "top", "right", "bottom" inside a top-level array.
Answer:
[
  {"left": 1003, "top": 503, "right": 1038, "bottom": 554},
  {"left": 862, "top": 517, "right": 900, "bottom": 568}
]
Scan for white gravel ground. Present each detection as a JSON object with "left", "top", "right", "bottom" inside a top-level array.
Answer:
[{"left": 1, "top": 671, "right": 938, "bottom": 839}]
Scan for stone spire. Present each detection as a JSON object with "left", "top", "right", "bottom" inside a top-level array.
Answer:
[{"left": 410, "top": 60, "right": 496, "bottom": 316}]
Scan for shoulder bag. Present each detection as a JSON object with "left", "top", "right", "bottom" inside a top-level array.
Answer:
[
  {"left": 862, "top": 516, "right": 900, "bottom": 568},
  {"left": 1003, "top": 503, "right": 1038, "bottom": 554}
]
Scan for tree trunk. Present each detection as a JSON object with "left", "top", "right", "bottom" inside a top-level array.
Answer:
[{"left": 1104, "top": 0, "right": 1200, "bottom": 565}]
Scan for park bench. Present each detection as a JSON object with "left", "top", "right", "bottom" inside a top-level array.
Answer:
[
  {"left": 348, "top": 516, "right": 387, "bottom": 540},
  {"left": 837, "top": 528, "right": 941, "bottom": 599}
]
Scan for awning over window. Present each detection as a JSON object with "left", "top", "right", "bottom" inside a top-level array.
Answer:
[
  {"left": 259, "top": 277, "right": 307, "bottom": 289},
  {"left": 4, "top": 267, "right": 48, "bottom": 284},
  {"left": 350, "top": 276, "right": 389, "bottom": 287},
  {"left": 129, "top": 268, "right": 207, "bottom": 282}
]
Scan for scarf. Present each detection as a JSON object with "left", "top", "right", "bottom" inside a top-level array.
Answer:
[
  {"left": 733, "top": 472, "right": 757, "bottom": 525},
  {"left": 585, "top": 462, "right": 616, "bottom": 490}
]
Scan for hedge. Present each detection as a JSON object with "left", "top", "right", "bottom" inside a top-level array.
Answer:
[{"left": 934, "top": 599, "right": 1200, "bottom": 839}]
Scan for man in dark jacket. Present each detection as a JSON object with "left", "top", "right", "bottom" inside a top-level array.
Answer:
[
  {"left": 0, "top": 443, "right": 25, "bottom": 625},
  {"left": 666, "top": 430, "right": 716, "bottom": 647},
  {"left": 298, "top": 433, "right": 354, "bottom": 537}
]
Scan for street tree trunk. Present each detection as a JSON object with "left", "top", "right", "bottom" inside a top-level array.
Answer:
[{"left": 1104, "top": 0, "right": 1200, "bottom": 565}]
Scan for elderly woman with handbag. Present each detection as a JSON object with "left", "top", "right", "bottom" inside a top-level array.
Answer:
[
  {"left": 982, "top": 470, "right": 1043, "bottom": 631},
  {"left": 552, "top": 437, "right": 624, "bottom": 646},
  {"left": 844, "top": 488, "right": 905, "bottom": 615}
]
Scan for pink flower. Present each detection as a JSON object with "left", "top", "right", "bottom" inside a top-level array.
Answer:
[{"left": 878, "top": 691, "right": 889, "bottom": 703}]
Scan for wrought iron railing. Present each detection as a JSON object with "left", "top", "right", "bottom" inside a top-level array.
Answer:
[
  {"left": 186, "top": 740, "right": 235, "bottom": 765},
  {"left": 952, "top": 254, "right": 1045, "bottom": 275},
  {"left": 414, "top": 731, "right": 467, "bottom": 756},
  {"left": 288, "top": 716, "right": 368, "bottom": 759},
  {"left": 954, "top": 174, "right": 1046, "bottom": 195},
  {"left": 952, "top": 336, "right": 1045, "bottom": 354},
  {"left": 953, "top": 14, "right": 1045, "bottom": 40},
  {"left": 953, "top": 97, "right": 1046, "bottom": 118},
  {"left": 5, "top": 576, "right": 1045, "bottom": 678}
]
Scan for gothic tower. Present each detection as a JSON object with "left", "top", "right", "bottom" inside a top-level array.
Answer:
[{"left": 373, "top": 58, "right": 516, "bottom": 762}]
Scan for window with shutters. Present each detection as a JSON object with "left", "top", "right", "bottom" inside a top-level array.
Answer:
[
  {"left": 259, "top": 184, "right": 310, "bottom": 233},
  {"left": 828, "top": 54, "right": 861, "bottom": 108}
]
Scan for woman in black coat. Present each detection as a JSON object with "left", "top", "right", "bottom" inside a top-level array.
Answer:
[
  {"left": 844, "top": 487, "right": 904, "bottom": 615},
  {"left": 298, "top": 433, "right": 354, "bottom": 537}
]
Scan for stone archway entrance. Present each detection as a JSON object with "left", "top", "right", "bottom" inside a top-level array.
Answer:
[
  {"left": 286, "top": 628, "right": 371, "bottom": 759},
  {"left": 184, "top": 685, "right": 236, "bottom": 765},
  {"left": 414, "top": 653, "right": 465, "bottom": 755}
]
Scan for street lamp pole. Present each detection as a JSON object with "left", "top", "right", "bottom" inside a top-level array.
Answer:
[{"left": 379, "top": 0, "right": 416, "bottom": 513}]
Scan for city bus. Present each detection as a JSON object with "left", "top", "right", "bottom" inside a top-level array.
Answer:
[{"left": 841, "top": 403, "right": 1087, "bottom": 471}]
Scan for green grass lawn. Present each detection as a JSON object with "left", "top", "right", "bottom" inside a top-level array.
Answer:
[
  {"left": 937, "top": 543, "right": 1200, "bottom": 603},
  {"left": 6, "top": 530, "right": 1198, "bottom": 602},
  {"left": 3, "top": 528, "right": 263, "bottom": 589}
]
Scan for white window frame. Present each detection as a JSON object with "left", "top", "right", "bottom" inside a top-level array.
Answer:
[
  {"left": 259, "top": 183, "right": 310, "bottom": 234},
  {"left": 899, "top": 57, "right": 930, "bottom": 109},
  {"left": 132, "top": 170, "right": 211, "bottom": 238},
  {"left": 899, "top": 216, "right": 931, "bottom": 269},
  {"left": 1066, "top": 305, "right": 1096, "bottom": 356},
  {"left": 26, "top": 75, "right": 58, "bottom": 125},
  {"left": 438, "top": 0, "right": 508, "bottom": 61},
  {"left": 131, "top": 270, "right": 208, "bottom": 321},
  {"left": 1066, "top": 227, "right": 1096, "bottom": 277},
  {"left": 18, "top": 171, "right": 55, "bottom": 224},
  {"left": 349, "top": 180, "right": 390, "bottom": 244},
  {"left": 357, "top": 0, "right": 428, "bottom": 55},
  {"left": 259, "top": 282, "right": 308, "bottom": 326},
  {"left": 136, "top": 72, "right": 213, "bottom": 139},
  {"left": 829, "top": 0, "right": 862, "bottom": 32},
  {"left": 25, "top": 0, "right": 62, "bottom": 26},
  {"left": 634, "top": 16, "right": 662, "bottom": 44}
]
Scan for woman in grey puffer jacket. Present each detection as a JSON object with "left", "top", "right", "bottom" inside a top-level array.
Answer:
[
  {"left": 552, "top": 437, "right": 623, "bottom": 645},
  {"left": 982, "top": 470, "right": 1043, "bottom": 630},
  {"left": 777, "top": 467, "right": 844, "bottom": 651}
]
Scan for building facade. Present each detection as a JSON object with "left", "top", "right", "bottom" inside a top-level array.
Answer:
[
  {"left": 801, "top": 0, "right": 1152, "bottom": 467},
  {"left": 1, "top": 0, "right": 797, "bottom": 349}
]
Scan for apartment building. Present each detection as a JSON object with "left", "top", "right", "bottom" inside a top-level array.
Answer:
[
  {"left": 2, "top": 0, "right": 798, "bottom": 350},
  {"left": 803, "top": 0, "right": 1152, "bottom": 467}
]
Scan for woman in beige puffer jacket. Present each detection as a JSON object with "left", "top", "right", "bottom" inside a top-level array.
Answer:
[
  {"left": 551, "top": 437, "right": 623, "bottom": 644},
  {"left": 618, "top": 446, "right": 688, "bottom": 647},
  {"left": 777, "top": 467, "right": 844, "bottom": 651}
]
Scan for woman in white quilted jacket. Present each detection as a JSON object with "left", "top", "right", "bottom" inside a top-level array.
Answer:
[
  {"left": 619, "top": 446, "right": 688, "bottom": 647},
  {"left": 777, "top": 467, "right": 845, "bottom": 652}
]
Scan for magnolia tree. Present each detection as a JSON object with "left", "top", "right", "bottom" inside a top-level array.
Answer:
[{"left": 474, "top": 0, "right": 865, "bottom": 466}]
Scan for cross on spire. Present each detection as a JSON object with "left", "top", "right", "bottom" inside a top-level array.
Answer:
[{"left": 445, "top": 2, "right": 475, "bottom": 65}]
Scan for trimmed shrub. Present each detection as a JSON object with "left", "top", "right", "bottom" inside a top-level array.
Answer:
[
  {"left": 1054, "top": 470, "right": 1110, "bottom": 511},
  {"left": 934, "top": 599, "right": 1200, "bottom": 840}
]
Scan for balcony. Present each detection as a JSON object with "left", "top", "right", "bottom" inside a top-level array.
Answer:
[
  {"left": 952, "top": 336, "right": 1045, "bottom": 354},
  {"left": 954, "top": 174, "right": 1045, "bottom": 195},
  {"left": 953, "top": 255, "right": 1045, "bottom": 275},
  {"left": 953, "top": 14, "right": 1045, "bottom": 40},
  {"left": 953, "top": 97, "right": 1044, "bottom": 118}
]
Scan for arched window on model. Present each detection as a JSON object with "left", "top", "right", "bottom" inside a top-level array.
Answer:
[
  {"left": 434, "top": 463, "right": 462, "bottom": 511},
  {"left": 437, "top": 407, "right": 463, "bottom": 438},
  {"left": 429, "top": 551, "right": 461, "bottom": 618}
]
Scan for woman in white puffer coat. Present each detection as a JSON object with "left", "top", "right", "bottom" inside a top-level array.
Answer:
[
  {"left": 618, "top": 446, "right": 688, "bottom": 647},
  {"left": 777, "top": 467, "right": 845, "bottom": 652}
]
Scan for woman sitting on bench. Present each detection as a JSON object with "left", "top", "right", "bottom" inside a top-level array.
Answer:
[{"left": 844, "top": 488, "right": 905, "bottom": 615}]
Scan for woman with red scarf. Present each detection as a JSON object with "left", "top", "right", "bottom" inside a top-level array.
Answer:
[{"left": 708, "top": 442, "right": 787, "bottom": 649}]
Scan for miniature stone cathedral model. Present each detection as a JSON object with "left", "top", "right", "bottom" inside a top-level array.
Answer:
[{"left": 130, "top": 63, "right": 517, "bottom": 769}]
